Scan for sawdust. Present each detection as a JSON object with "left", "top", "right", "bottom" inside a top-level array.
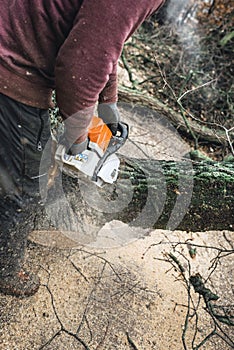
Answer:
[{"left": 0, "top": 229, "right": 233, "bottom": 349}]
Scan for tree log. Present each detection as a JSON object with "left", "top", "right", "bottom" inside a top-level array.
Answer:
[{"left": 37, "top": 156, "right": 234, "bottom": 234}]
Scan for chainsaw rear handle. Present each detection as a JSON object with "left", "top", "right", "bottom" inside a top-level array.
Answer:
[
  {"left": 117, "top": 121, "right": 129, "bottom": 140},
  {"left": 108, "top": 122, "right": 129, "bottom": 152},
  {"left": 92, "top": 122, "right": 129, "bottom": 182}
]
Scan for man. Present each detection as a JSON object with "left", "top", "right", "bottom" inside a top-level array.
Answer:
[{"left": 0, "top": 0, "right": 164, "bottom": 297}]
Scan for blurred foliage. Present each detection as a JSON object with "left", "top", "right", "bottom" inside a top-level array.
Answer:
[{"left": 49, "top": 91, "right": 64, "bottom": 137}]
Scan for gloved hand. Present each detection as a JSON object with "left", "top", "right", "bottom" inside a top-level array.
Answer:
[
  {"left": 97, "top": 102, "right": 120, "bottom": 135},
  {"left": 58, "top": 133, "right": 89, "bottom": 156},
  {"left": 69, "top": 138, "right": 89, "bottom": 155}
]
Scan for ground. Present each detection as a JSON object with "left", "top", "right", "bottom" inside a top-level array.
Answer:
[{"left": 0, "top": 229, "right": 233, "bottom": 350}]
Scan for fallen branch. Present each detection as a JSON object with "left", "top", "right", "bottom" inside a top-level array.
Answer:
[{"left": 118, "top": 85, "right": 231, "bottom": 145}]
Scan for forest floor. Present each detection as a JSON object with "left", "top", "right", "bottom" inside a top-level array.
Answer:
[
  {"left": 0, "top": 105, "right": 233, "bottom": 350},
  {"left": 0, "top": 229, "right": 233, "bottom": 350}
]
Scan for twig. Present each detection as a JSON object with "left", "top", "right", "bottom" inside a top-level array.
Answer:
[
  {"left": 177, "top": 79, "right": 217, "bottom": 103},
  {"left": 121, "top": 50, "right": 138, "bottom": 89},
  {"left": 154, "top": 57, "right": 199, "bottom": 148},
  {"left": 225, "top": 127, "right": 234, "bottom": 156},
  {"left": 194, "top": 330, "right": 216, "bottom": 350},
  {"left": 126, "top": 332, "right": 139, "bottom": 350}
]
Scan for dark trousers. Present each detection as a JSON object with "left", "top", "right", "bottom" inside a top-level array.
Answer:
[{"left": 0, "top": 93, "right": 51, "bottom": 276}]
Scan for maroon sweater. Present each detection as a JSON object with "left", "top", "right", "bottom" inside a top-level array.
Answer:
[{"left": 0, "top": 0, "right": 163, "bottom": 140}]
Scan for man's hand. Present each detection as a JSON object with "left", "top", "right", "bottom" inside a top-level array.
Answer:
[
  {"left": 97, "top": 102, "right": 120, "bottom": 135},
  {"left": 64, "top": 102, "right": 121, "bottom": 156},
  {"left": 69, "top": 138, "right": 89, "bottom": 155}
]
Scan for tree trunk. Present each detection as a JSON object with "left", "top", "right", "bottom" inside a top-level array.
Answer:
[{"left": 37, "top": 157, "right": 234, "bottom": 233}]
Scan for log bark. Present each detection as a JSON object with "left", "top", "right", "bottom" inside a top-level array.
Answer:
[{"left": 37, "top": 156, "right": 234, "bottom": 233}]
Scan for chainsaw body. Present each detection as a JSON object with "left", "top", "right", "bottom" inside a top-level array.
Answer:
[{"left": 55, "top": 119, "right": 128, "bottom": 187}]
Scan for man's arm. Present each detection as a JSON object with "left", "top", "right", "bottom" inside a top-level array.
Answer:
[{"left": 55, "top": 0, "right": 163, "bottom": 145}]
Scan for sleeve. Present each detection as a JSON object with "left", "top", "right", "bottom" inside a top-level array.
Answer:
[
  {"left": 55, "top": 0, "right": 163, "bottom": 143},
  {"left": 98, "top": 62, "right": 118, "bottom": 104}
]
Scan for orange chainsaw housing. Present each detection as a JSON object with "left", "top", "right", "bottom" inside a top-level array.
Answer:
[{"left": 88, "top": 116, "right": 112, "bottom": 151}]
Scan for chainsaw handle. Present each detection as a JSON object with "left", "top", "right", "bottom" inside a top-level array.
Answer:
[
  {"left": 108, "top": 122, "right": 129, "bottom": 153},
  {"left": 116, "top": 122, "right": 129, "bottom": 140}
]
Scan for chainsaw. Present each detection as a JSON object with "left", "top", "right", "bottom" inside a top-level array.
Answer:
[{"left": 54, "top": 117, "right": 128, "bottom": 187}]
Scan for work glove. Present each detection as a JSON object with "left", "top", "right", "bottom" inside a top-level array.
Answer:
[
  {"left": 69, "top": 138, "right": 89, "bottom": 155},
  {"left": 57, "top": 133, "right": 89, "bottom": 157},
  {"left": 97, "top": 102, "right": 120, "bottom": 135},
  {"left": 61, "top": 102, "right": 120, "bottom": 156}
]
